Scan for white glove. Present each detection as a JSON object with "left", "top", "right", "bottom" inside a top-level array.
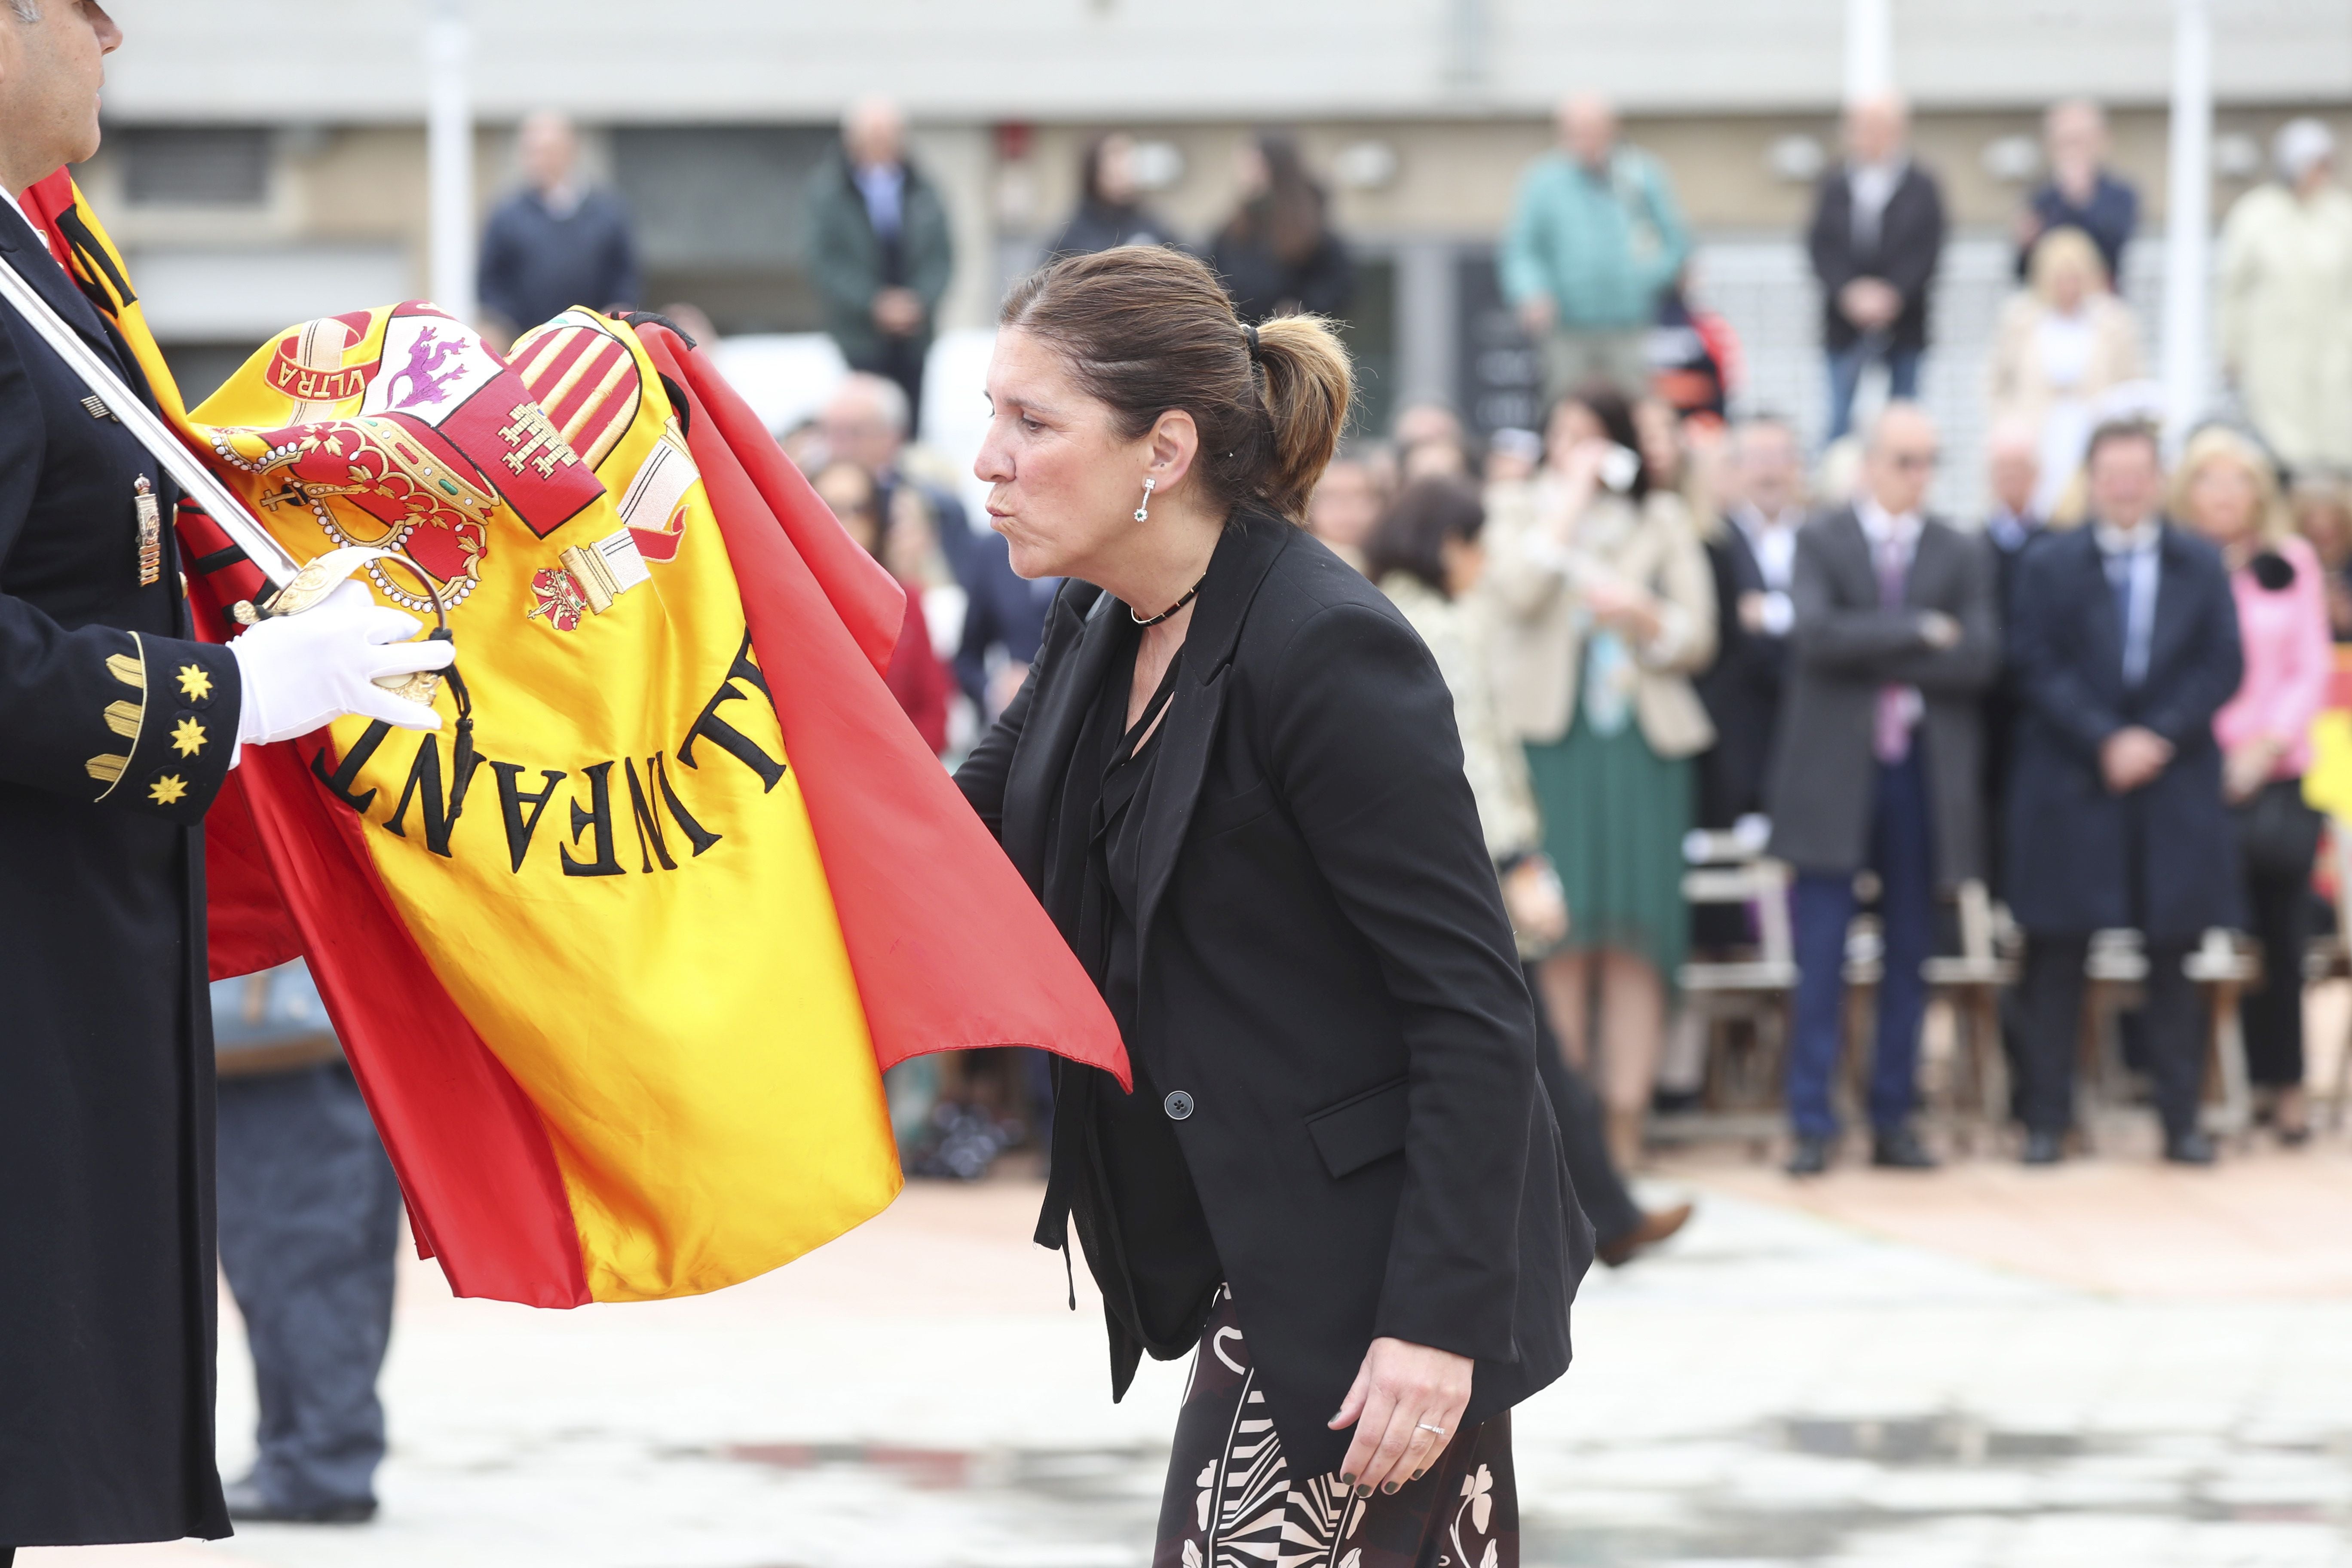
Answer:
[{"left": 230, "top": 579, "right": 457, "bottom": 746}]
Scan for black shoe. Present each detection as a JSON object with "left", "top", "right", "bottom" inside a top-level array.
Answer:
[
  {"left": 1785, "top": 1133, "right": 1831, "bottom": 1176},
  {"left": 1871, "top": 1124, "right": 1939, "bottom": 1170},
  {"left": 2021, "top": 1129, "right": 2066, "bottom": 1166},
  {"left": 2163, "top": 1129, "right": 2217, "bottom": 1167},
  {"left": 222, "top": 1476, "right": 378, "bottom": 1525}
]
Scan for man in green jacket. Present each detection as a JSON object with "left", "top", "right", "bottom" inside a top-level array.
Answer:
[
  {"left": 1500, "top": 93, "right": 1690, "bottom": 405},
  {"left": 806, "top": 98, "right": 954, "bottom": 437}
]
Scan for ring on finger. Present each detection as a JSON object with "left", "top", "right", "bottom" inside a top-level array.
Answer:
[{"left": 1415, "top": 1422, "right": 1447, "bottom": 1438}]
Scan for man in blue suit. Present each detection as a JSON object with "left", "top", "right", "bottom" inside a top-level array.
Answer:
[{"left": 2004, "top": 420, "right": 2243, "bottom": 1166}]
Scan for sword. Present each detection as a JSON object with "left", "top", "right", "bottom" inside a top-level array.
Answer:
[{"left": 0, "top": 256, "right": 450, "bottom": 700}]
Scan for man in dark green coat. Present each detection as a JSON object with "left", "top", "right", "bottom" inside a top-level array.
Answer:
[{"left": 805, "top": 98, "right": 953, "bottom": 437}]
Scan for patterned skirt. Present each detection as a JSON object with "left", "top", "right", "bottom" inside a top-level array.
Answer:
[{"left": 1154, "top": 1292, "right": 1517, "bottom": 1568}]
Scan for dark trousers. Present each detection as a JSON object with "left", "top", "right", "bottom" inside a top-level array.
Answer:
[
  {"left": 217, "top": 1063, "right": 404, "bottom": 1510},
  {"left": 2240, "top": 859, "right": 2312, "bottom": 1089},
  {"left": 852, "top": 335, "right": 928, "bottom": 440},
  {"left": 1788, "top": 749, "right": 1934, "bottom": 1138},
  {"left": 1825, "top": 338, "right": 1923, "bottom": 443},
  {"left": 2015, "top": 932, "right": 2203, "bottom": 1138},
  {"left": 1528, "top": 964, "right": 1642, "bottom": 1248}
]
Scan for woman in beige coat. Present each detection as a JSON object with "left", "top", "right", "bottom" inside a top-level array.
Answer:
[
  {"left": 1486, "top": 386, "right": 1716, "bottom": 1169},
  {"left": 1988, "top": 224, "right": 2144, "bottom": 516},
  {"left": 2220, "top": 119, "right": 2352, "bottom": 472}
]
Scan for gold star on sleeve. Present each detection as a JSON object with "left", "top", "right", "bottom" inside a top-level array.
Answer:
[
  {"left": 175, "top": 664, "right": 213, "bottom": 701},
  {"left": 148, "top": 774, "right": 189, "bottom": 806},
  {"left": 170, "top": 717, "right": 208, "bottom": 757}
]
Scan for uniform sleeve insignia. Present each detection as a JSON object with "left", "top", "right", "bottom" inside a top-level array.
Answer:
[
  {"left": 170, "top": 717, "right": 208, "bottom": 756},
  {"left": 148, "top": 773, "right": 190, "bottom": 805},
  {"left": 176, "top": 664, "right": 213, "bottom": 701}
]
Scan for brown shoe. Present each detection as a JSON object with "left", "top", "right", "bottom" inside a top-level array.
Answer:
[{"left": 1597, "top": 1201, "right": 1695, "bottom": 1268}]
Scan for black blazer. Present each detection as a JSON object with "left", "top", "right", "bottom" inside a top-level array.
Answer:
[
  {"left": 1694, "top": 523, "right": 1788, "bottom": 827},
  {"left": 0, "top": 200, "right": 239, "bottom": 1544},
  {"left": 2004, "top": 523, "right": 2244, "bottom": 941},
  {"left": 1765, "top": 507, "right": 1999, "bottom": 885},
  {"left": 956, "top": 513, "right": 1588, "bottom": 1479},
  {"left": 1807, "top": 162, "right": 1947, "bottom": 352}
]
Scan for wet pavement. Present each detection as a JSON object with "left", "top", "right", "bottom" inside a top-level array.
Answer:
[{"left": 28, "top": 1144, "right": 2352, "bottom": 1567}]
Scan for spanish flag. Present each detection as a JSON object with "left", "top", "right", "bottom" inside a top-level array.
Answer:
[{"left": 24, "top": 172, "right": 1125, "bottom": 1308}]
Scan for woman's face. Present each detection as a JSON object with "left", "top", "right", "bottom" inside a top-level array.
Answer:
[
  {"left": 1545, "top": 401, "right": 1604, "bottom": 467},
  {"left": 1097, "top": 134, "right": 1138, "bottom": 205},
  {"left": 1308, "top": 462, "right": 1382, "bottom": 549},
  {"left": 2186, "top": 462, "right": 2261, "bottom": 548},
  {"left": 1633, "top": 400, "right": 1683, "bottom": 487},
  {"left": 812, "top": 463, "right": 882, "bottom": 556},
  {"left": 976, "top": 326, "right": 1182, "bottom": 582},
  {"left": 2049, "top": 256, "right": 2090, "bottom": 312}
]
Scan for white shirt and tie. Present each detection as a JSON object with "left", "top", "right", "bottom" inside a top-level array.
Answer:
[
  {"left": 2094, "top": 518, "right": 2162, "bottom": 689},
  {"left": 1733, "top": 503, "right": 1804, "bottom": 636},
  {"left": 1855, "top": 496, "right": 1925, "bottom": 763}
]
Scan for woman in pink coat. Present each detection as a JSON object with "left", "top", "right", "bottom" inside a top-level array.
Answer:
[{"left": 2178, "top": 427, "right": 2334, "bottom": 1141}]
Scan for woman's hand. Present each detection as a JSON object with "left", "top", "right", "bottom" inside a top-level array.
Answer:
[
  {"left": 1581, "top": 574, "right": 1663, "bottom": 644},
  {"left": 1328, "top": 1336, "right": 1475, "bottom": 1498},
  {"left": 2224, "top": 736, "right": 2283, "bottom": 804}
]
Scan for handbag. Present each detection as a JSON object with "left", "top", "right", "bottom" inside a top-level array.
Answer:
[{"left": 2233, "top": 777, "right": 2323, "bottom": 879}]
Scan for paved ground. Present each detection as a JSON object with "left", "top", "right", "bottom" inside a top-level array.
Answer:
[{"left": 28, "top": 1135, "right": 2352, "bottom": 1567}]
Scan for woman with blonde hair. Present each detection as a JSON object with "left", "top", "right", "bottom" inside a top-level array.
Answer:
[
  {"left": 2177, "top": 426, "right": 2333, "bottom": 1142},
  {"left": 1990, "top": 224, "right": 2145, "bottom": 516},
  {"left": 1485, "top": 384, "right": 1717, "bottom": 1171},
  {"left": 957, "top": 246, "right": 1584, "bottom": 1565}
]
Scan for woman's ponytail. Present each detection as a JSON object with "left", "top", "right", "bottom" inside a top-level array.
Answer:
[{"left": 1250, "top": 313, "right": 1353, "bottom": 523}]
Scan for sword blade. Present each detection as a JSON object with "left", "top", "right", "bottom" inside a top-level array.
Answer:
[{"left": 0, "top": 258, "right": 304, "bottom": 591}]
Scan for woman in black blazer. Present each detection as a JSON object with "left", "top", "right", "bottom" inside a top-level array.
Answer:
[{"left": 955, "top": 246, "right": 1588, "bottom": 1566}]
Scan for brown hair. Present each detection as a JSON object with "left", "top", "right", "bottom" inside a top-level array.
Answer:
[{"left": 999, "top": 245, "right": 1354, "bottom": 524}]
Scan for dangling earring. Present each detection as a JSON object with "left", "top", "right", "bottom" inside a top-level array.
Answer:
[{"left": 1133, "top": 477, "right": 1156, "bottom": 524}]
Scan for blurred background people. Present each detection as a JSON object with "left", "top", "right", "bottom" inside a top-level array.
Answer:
[
  {"left": 1990, "top": 224, "right": 2146, "bottom": 517},
  {"left": 809, "top": 98, "right": 955, "bottom": 437},
  {"left": 1207, "top": 132, "right": 1354, "bottom": 323},
  {"left": 2220, "top": 119, "right": 2352, "bottom": 474},
  {"left": 812, "top": 459, "right": 954, "bottom": 755},
  {"left": 1647, "top": 260, "right": 1742, "bottom": 422},
  {"left": 1305, "top": 452, "right": 1390, "bottom": 573},
  {"left": 1695, "top": 415, "right": 1807, "bottom": 831},
  {"left": 1980, "top": 418, "right": 2046, "bottom": 913},
  {"left": 1487, "top": 385, "right": 1718, "bottom": 1170},
  {"left": 1046, "top": 132, "right": 1171, "bottom": 260},
  {"left": 1366, "top": 476, "right": 1694, "bottom": 1267},
  {"left": 2014, "top": 98, "right": 2139, "bottom": 283},
  {"left": 2006, "top": 422, "right": 2243, "bottom": 1167},
  {"left": 209, "top": 962, "right": 401, "bottom": 1525},
  {"left": 2291, "top": 471, "right": 2352, "bottom": 640},
  {"left": 1502, "top": 92, "right": 1691, "bottom": 403},
  {"left": 476, "top": 110, "right": 640, "bottom": 344},
  {"left": 1393, "top": 400, "right": 1479, "bottom": 481},
  {"left": 1809, "top": 93, "right": 1948, "bottom": 443},
  {"left": 1767, "top": 404, "right": 1997, "bottom": 1175},
  {"left": 2176, "top": 428, "right": 2331, "bottom": 1144}
]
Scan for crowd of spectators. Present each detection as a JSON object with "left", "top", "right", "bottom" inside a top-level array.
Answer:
[{"left": 1298, "top": 92, "right": 2352, "bottom": 1177}]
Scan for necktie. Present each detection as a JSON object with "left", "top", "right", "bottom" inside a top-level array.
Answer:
[
  {"left": 1873, "top": 531, "right": 1911, "bottom": 764},
  {"left": 2106, "top": 550, "right": 2138, "bottom": 686}
]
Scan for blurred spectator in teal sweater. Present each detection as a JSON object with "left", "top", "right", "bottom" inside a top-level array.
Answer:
[{"left": 1501, "top": 93, "right": 1691, "bottom": 402}]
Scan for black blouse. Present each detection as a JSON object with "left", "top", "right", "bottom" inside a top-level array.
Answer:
[{"left": 1060, "top": 626, "right": 1222, "bottom": 1365}]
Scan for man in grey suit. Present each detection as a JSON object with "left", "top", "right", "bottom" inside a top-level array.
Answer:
[{"left": 1768, "top": 404, "right": 2000, "bottom": 1174}]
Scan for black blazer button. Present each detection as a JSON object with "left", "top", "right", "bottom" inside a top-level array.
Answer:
[{"left": 1164, "top": 1090, "right": 1195, "bottom": 1121}]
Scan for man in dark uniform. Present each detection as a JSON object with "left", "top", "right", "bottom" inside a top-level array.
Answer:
[{"left": 0, "top": 6, "right": 449, "bottom": 1558}]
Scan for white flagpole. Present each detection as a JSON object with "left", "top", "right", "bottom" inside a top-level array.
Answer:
[
  {"left": 2161, "top": 0, "right": 2214, "bottom": 445},
  {"left": 425, "top": 0, "right": 477, "bottom": 325},
  {"left": 1845, "top": 0, "right": 1895, "bottom": 104}
]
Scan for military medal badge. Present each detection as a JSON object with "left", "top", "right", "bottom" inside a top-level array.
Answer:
[{"left": 133, "top": 475, "right": 162, "bottom": 587}]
